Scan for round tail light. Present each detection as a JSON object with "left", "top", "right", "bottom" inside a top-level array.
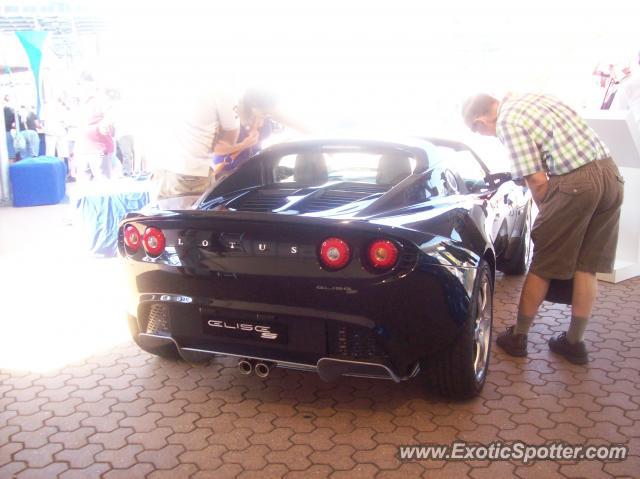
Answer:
[
  {"left": 319, "top": 237, "right": 351, "bottom": 270},
  {"left": 368, "top": 239, "right": 399, "bottom": 270},
  {"left": 143, "top": 227, "right": 166, "bottom": 257},
  {"left": 123, "top": 225, "right": 141, "bottom": 253}
]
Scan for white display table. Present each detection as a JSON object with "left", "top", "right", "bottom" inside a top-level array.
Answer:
[{"left": 584, "top": 110, "right": 640, "bottom": 283}]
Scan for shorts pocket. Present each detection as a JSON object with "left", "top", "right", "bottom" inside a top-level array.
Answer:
[{"left": 558, "top": 182, "right": 594, "bottom": 196}]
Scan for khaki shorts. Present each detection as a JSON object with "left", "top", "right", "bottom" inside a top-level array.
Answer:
[
  {"left": 530, "top": 158, "right": 624, "bottom": 280},
  {"left": 155, "top": 169, "right": 212, "bottom": 200}
]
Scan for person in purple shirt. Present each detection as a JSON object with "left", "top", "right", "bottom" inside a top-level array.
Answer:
[
  {"left": 211, "top": 113, "right": 273, "bottom": 179},
  {"left": 210, "top": 89, "right": 306, "bottom": 182}
]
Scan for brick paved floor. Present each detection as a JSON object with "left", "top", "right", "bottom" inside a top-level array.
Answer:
[{"left": 1, "top": 204, "right": 639, "bottom": 478}]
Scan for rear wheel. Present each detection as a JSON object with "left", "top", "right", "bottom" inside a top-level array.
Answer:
[
  {"left": 502, "top": 203, "right": 532, "bottom": 275},
  {"left": 424, "top": 259, "right": 493, "bottom": 399}
]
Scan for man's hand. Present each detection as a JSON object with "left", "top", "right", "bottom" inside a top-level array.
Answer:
[
  {"left": 212, "top": 128, "right": 259, "bottom": 156},
  {"left": 524, "top": 171, "right": 549, "bottom": 207},
  {"left": 241, "top": 130, "right": 260, "bottom": 149}
]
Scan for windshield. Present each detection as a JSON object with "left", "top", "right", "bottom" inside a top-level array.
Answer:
[{"left": 429, "top": 146, "right": 489, "bottom": 193}]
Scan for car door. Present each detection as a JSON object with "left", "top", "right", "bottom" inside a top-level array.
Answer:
[{"left": 432, "top": 143, "right": 518, "bottom": 253}]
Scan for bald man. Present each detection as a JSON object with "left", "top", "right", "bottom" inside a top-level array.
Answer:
[{"left": 462, "top": 93, "right": 624, "bottom": 364}]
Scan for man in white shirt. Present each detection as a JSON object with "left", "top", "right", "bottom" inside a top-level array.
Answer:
[
  {"left": 153, "top": 85, "right": 286, "bottom": 199},
  {"left": 153, "top": 85, "right": 241, "bottom": 199}
]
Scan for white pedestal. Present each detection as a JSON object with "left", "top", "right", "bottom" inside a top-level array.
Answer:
[
  {"left": 595, "top": 166, "right": 640, "bottom": 283},
  {"left": 584, "top": 110, "right": 640, "bottom": 283}
]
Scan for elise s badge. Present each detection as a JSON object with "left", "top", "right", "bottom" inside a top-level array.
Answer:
[{"left": 207, "top": 320, "right": 279, "bottom": 340}]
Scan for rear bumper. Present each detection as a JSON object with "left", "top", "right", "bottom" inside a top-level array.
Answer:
[
  {"left": 135, "top": 330, "right": 420, "bottom": 382},
  {"left": 125, "top": 260, "right": 477, "bottom": 380}
]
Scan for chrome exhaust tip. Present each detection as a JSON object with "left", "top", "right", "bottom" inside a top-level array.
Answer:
[
  {"left": 238, "top": 359, "right": 253, "bottom": 375},
  {"left": 254, "top": 361, "right": 272, "bottom": 378}
]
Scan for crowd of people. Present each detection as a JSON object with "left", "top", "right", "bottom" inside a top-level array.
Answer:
[
  {"left": 3, "top": 98, "right": 41, "bottom": 161},
  {"left": 2, "top": 73, "right": 143, "bottom": 184},
  {"left": 2, "top": 74, "right": 307, "bottom": 198}
]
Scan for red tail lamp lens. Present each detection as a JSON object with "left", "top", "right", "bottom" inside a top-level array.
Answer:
[
  {"left": 368, "top": 240, "right": 399, "bottom": 270},
  {"left": 123, "top": 225, "right": 141, "bottom": 253},
  {"left": 319, "top": 237, "right": 351, "bottom": 270},
  {"left": 143, "top": 227, "right": 166, "bottom": 257}
]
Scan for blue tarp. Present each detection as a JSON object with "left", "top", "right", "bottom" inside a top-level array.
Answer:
[{"left": 75, "top": 182, "right": 151, "bottom": 257}]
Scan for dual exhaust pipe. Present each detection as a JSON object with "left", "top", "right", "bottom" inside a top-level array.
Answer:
[{"left": 238, "top": 358, "right": 273, "bottom": 378}]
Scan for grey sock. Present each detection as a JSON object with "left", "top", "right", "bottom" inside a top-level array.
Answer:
[
  {"left": 514, "top": 313, "right": 534, "bottom": 335},
  {"left": 566, "top": 316, "right": 589, "bottom": 344}
]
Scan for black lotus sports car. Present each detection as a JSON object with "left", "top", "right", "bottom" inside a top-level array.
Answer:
[{"left": 119, "top": 138, "right": 531, "bottom": 398}]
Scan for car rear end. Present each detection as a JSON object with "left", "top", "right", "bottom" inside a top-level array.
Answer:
[{"left": 119, "top": 210, "right": 476, "bottom": 382}]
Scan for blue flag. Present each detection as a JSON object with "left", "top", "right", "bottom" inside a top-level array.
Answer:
[{"left": 16, "top": 31, "right": 48, "bottom": 115}]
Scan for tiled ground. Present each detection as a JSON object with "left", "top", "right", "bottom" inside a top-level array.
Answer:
[{"left": 1, "top": 204, "right": 639, "bottom": 478}]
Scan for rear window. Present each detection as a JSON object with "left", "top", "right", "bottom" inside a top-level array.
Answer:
[{"left": 274, "top": 151, "right": 416, "bottom": 186}]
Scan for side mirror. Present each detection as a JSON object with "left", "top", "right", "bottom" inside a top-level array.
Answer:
[{"left": 486, "top": 172, "right": 513, "bottom": 187}]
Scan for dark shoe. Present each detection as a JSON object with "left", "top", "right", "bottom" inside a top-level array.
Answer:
[
  {"left": 548, "top": 333, "right": 589, "bottom": 364},
  {"left": 496, "top": 326, "right": 528, "bottom": 357}
]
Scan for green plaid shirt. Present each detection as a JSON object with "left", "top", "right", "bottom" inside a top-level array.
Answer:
[{"left": 496, "top": 93, "right": 610, "bottom": 179}]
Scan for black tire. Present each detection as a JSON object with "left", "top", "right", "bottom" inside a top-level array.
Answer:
[
  {"left": 424, "top": 259, "right": 493, "bottom": 399},
  {"left": 127, "top": 313, "right": 181, "bottom": 360},
  {"left": 502, "top": 203, "right": 532, "bottom": 275}
]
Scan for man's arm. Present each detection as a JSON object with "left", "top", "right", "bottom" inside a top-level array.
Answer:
[
  {"left": 497, "top": 121, "right": 546, "bottom": 202},
  {"left": 524, "top": 171, "right": 549, "bottom": 207},
  {"left": 213, "top": 135, "right": 259, "bottom": 157},
  {"left": 212, "top": 128, "right": 255, "bottom": 156},
  {"left": 211, "top": 92, "right": 243, "bottom": 155}
]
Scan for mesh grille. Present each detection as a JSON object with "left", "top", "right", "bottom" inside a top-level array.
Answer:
[
  {"left": 146, "top": 304, "right": 170, "bottom": 335},
  {"left": 231, "top": 189, "right": 295, "bottom": 212},
  {"left": 303, "top": 184, "right": 387, "bottom": 212},
  {"left": 328, "top": 325, "right": 387, "bottom": 359}
]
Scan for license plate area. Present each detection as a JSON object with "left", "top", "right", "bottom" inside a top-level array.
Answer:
[{"left": 202, "top": 308, "right": 288, "bottom": 345}]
